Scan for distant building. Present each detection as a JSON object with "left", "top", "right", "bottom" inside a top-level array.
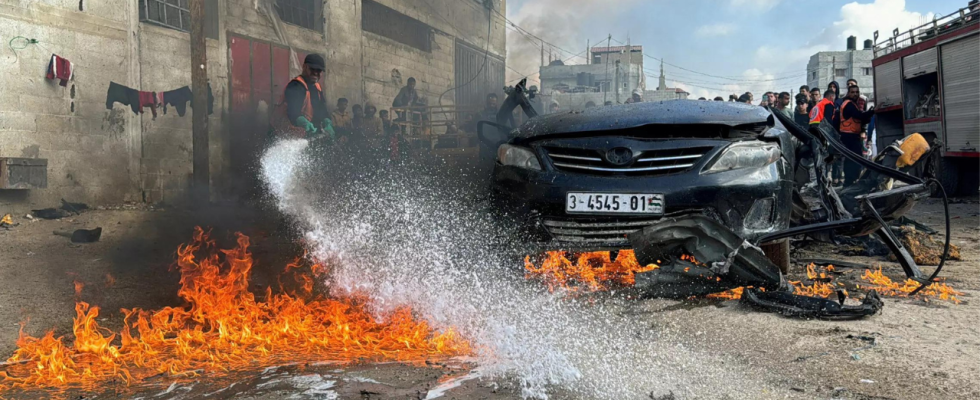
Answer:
[
  {"left": 807, "top": 36, "right": 875, "bottom": 100},
  {"left": 644, "top": 60, "right": 690, "bottom": 101},
  {"left": 538, "top": 45, "right": 646, "bottom": 111}
]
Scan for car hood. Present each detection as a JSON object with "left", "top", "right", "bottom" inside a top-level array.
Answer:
[{"left": 514, "top": 100, "right": 773, "bottom": 140}]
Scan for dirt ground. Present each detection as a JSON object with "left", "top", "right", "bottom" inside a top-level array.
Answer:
[{"left": 0, "top": 197, "right": 977, "bottom": 399}]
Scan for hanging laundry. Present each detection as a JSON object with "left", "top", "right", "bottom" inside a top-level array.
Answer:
[
  {"left": 138, "top": 91, "right": 158, "bottom": 118},
  {"left": 168, "top": 83, "right": 214, "bottom": 116},
  {"left": 46, "top": 54, "right": 74, "bottom": 86},
  {"left": 162, "top": 86, "right": 192, "bottom": 116},
  {"left": 105, "top": 81, "right": 140, "bottom": 114}
]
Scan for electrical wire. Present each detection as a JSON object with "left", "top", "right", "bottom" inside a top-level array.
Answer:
[
  {"left": 436, "top": 2, "right": 494, "bottom": 106},
  {"left": 908, "top": 178, "right": 951, "bottom": 296},
  {"left": 8, "top": 36, "right": 38, "bottom": 55},
  {"left": 496, "top": 13, "right": 807, "bottom": 84},
  {"left": 608, "top": 35, "right": 809, "bottom": 83}
]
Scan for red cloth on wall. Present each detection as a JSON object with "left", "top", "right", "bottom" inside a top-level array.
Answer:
[
  {"left": 138, "top": 91, "right": 158, "bottom": 118},
  {"left": 45, "top": 54, "right": 74, "bottom": 86}
]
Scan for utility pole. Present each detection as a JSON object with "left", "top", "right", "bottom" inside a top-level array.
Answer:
[
  {"left": 614, "top": 60, "right": 621, "bottom": 104},
  {"left": 190, "top": 0, "right": 209, "bottom": 204},
  {"left": 540, "top": 42, "right": 544, "bottom": 67},
  {"left": 603, "top": 34, "right": 611, "bottom": 103},
  {"left": 586, "top": 39, "right": 589, "bottom": 65}
]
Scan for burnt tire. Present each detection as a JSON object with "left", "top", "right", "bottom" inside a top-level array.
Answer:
[
  {"left": 760, "top": 239, "right": 790, "bottom": 274},
  {"left": 935, "top": 158, "right": 960, "bottom": 197}
]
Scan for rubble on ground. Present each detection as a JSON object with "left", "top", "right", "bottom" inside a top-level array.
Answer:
[{"left": 888, "top": 225, "right": 961, "bottom": 265}]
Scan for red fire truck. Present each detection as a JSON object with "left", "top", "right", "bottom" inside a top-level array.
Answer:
[{"left": 872, "top": 3, "right": 979, "bottom": 195}]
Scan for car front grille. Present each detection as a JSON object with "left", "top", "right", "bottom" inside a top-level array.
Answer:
[
  {"left": 542, "top": 218, "right": 659, "bottom": 246},
  {"left": 544, "top": 146, "right": 713, "bottom": 176}
]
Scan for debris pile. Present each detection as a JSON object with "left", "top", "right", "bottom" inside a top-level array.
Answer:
[
  {"left": 526, "top": 253, "right": 966, "bottom": 307},
  {"left": 0, "top": 213, "right": 14, "bottom": 229},
  {"left": 27, "top": 199, "right": 89, "bottom": 220},
  {"left": 889, "top": 225, "right": 961, "bottom": 265}
]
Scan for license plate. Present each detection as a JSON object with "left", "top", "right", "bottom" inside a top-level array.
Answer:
[{"left": 565, "top": 193, "right": 665, "bottom": 214}]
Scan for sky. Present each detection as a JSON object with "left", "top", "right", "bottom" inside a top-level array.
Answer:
[{"left": 504, "top": 0, "right": 965, "bottom": 99}]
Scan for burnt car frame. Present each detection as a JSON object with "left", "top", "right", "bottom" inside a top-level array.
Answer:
[
  {"left": 480, "top": 80, "right": 950, "bottom": 313},
  {"left": 481, "top": 83, "right": 797, "bottom": 254}
]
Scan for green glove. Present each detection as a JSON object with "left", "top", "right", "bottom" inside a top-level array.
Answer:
[
  {"left": 295, "top": 116, "right": 316, "bottom": 135},
  {"left": 321, "top": 118, "right": 336, "bottom": 141}
]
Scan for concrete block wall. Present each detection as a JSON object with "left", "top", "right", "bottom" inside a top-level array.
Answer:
[
  {"left": 361, "top": 31, "right": 455, "bottom": 111},
  {"left": 0, "top": 0, "right": 140, "bottom": 210},
  {"left": 359, "top": 0, "right": 506, "bottom": 125},
  {"left": 0, "top": 0, "right": 506, "bottom": 211},
  {"left": 135, "top": 23, "right": 227, "bottom": 204}
]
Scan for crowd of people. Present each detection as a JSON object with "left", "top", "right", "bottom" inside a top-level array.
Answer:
[
  {"left": 279, "top": 55, "right": 877, "bottom": 186},
  {"left": 695, "top": 79, "right": 876, "bottom": 187}
]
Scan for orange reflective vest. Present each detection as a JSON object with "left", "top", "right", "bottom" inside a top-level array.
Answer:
[
  {"left": 838, "top": 99, "right": 862, "bottom": 134},
  {"left": 272, "top": 76, "right": 322, "bottom": 138},
  {"left": 809, "top": 98, "right": 833, "bottom": 125}
]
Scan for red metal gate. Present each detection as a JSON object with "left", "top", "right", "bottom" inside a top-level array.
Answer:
[{"left": 228, "top": 35, "right": 306, "bottom": 196}]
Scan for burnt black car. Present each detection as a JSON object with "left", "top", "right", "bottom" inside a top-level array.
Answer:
[
  {"left": 485, "top": 99, "right": 797, "bottom": 252},
  {"left": 479, "top": 80, "right": 947, "bottom": 313}
]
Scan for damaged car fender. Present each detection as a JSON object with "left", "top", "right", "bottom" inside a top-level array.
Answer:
[{"left": 627, "top": 214, "right": 788, "bottom": 298}]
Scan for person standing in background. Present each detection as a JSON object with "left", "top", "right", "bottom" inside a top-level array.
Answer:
[
  {"left": 351, "top": 104, "right": 364, "bottom": 134},
  {"left": 759, "top": 91, "right": 772, "bottom": 107},
  {"left": 838, "top": 85, "right": 876, "bottom": 185},
  {"left": 359, "top": 102, "right": 384, "bottom": 154},
  {"left": 330, "top": 98, "right": 352, "bottom": 140},
  {"left": 809, "top": 87, "right": 821, "bottom": 111},
  {"left": 794, "top": 93, "right": 810, "bottom": 127},
  {"left": 774, "top": 92, "right": 793, "bottom": 119}
]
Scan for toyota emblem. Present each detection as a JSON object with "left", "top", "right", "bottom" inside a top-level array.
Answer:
[{"left": 605, "top": 147, "right": 633, "bottom": 166}]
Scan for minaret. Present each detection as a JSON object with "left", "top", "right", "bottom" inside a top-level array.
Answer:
[{"left": 658, "top": 59, "right": 666, "bottom": 91}]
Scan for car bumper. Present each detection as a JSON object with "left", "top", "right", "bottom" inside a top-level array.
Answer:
[{"left": 491, "top": 160, "right": 794, "bottom": 251}]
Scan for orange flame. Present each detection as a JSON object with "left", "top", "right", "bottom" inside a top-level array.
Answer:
[
  {"left": 524, "top": 250, "right": 658, "bottom": 293},
  {"left": 705, "top": 287, "right": 744, "bottom": 300},
  {"left": 0, "top": 227, "right": 468, "bottom": 392},
  {"left": 789, "top": 263, "right": 836, "bottom": 298},
  {"left": 857, "top": 267, "right": 963, "bottom": 304}
]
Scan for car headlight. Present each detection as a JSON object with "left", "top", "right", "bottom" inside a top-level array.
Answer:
[
  {"left": 703, "top": 141, "right": 781, "bottom": 174},
  {"left": 497, "top": 144, "right": 542, "bottom": 170}
]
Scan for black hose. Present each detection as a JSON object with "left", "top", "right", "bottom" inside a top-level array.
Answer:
[{"left": 909, "top": 178, "right": 951, "bottom": 296}]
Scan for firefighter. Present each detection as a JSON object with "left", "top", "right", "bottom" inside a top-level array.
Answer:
[
  {"left": 838, "top": 85, "right": 875, "bottom": 186},
  {"left": 272, "top": 54, "right": 334, "bottom": 140},
  {"left": 809, "top": 89, "right": 836, "bottom": 126}
]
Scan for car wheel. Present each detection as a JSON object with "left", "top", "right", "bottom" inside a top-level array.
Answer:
[
  {"left": 934, "top": 158, "right": 960, "bottom": 197},
  {"left": 760, "top": 239, "right": 790, "bottom": 274}
]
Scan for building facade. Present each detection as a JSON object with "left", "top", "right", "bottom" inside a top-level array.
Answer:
[
  {"left": 538, "top": 45, "right": 645, "bottom": 111},
  {"left": 0, "top": 0, "right": 505, "bottom": 210},
  {"left": 644, "top": 60, "right": 689, "bottom": 101},
  {"left": 807, "top": 36, "right": 875, "bottom": 100}
]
